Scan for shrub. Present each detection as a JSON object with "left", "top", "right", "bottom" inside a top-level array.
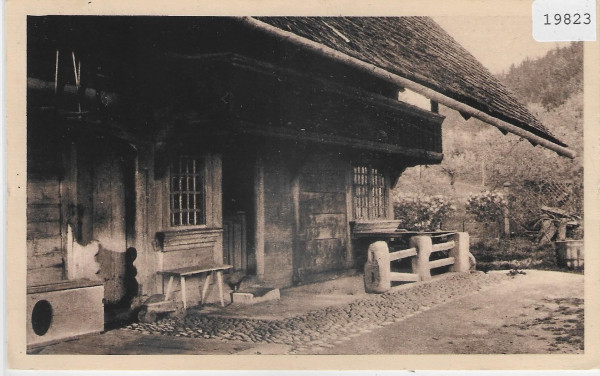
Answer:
[
  {"left": 465, "top": 191, "right": 507, "bottom": 224},
  {"left": 470, "top": 237, "right": 575, "bottom": 272},
  {"left": 393, "top": 195, "right": 456, "bottom": 231}
]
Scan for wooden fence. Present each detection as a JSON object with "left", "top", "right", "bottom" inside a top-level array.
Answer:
[{"left": 364, "top": 232, "right": 471, "bottom": 293}]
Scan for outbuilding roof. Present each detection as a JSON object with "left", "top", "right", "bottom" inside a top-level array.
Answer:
[{"left": 245, "top": 17, "right": 573, "bottom": 157}]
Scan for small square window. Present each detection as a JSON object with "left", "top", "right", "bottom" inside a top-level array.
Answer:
[{"left": 170, "top": 157, "right": 205, "bottom": 226}]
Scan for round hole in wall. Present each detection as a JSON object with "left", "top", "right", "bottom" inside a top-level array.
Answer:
[{"left": 31, "top": 300, "right": 53, "bottom": 336}]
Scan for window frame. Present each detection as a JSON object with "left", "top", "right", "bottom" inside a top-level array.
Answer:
[
  {"left": 352, "top": 165, "right": 388, "bottom": 220},
  {"left": 167, "top": 156, "right": 208, "bottom": 229}
]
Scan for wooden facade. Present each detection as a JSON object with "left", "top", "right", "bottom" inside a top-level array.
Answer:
[{"left": 26, "top": 17, "right": 448, "bottom": 325}]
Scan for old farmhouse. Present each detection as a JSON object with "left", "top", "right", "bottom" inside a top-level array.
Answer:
[{"left": 26, "top": 16, "right": 572, "bottom": 345}]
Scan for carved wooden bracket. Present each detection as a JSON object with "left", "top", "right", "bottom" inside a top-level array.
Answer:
[{"left": 389, "top": 165, "right": 408, "bottom": 189}]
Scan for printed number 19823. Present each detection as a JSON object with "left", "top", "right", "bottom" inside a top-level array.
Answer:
[{"left": 544, "top": 13, "right": 591, "bottom": 25}]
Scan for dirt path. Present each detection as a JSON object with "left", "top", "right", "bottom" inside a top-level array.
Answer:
[{"left": 306, "top": 270, "right": 583, "bottom": 354}]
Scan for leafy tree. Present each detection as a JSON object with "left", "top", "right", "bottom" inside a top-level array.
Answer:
[{"left": 393, "top": 42, "right": 583, "bottom": 232}]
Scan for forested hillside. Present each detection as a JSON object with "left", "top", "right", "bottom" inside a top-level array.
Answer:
[
  {"left": 393, "top": 42, "right": 584, "bottom": 230},
  {"left": 498, "top": 43, "right": 583, "bottom": 110}
]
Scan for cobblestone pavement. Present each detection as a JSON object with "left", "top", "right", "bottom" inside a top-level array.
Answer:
[{"left": 125, "top": 272, "right": 509, "bottom": 353}]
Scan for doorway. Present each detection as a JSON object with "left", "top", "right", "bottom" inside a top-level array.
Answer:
[{"left": 222, "top": 154, "right": 255, "bottom": 274}]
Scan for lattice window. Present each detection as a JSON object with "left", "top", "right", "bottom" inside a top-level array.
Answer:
[
  {"left": 353, "top": 166, "right": 387, "bottom": 220},
  {"left": 170, "top": 157, "right": 205, "bottom": 226}
]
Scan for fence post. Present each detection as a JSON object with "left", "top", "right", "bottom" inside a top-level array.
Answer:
[
  {"left": 410, "top": 236, "right": 432, "bottom": 281},
  {"left": 503, "top": 182, "right": 511, "bottom": 237},
  {"left": 363, "top": 241, "right": 391, "bottom": 293},
  {"left": 450, "top": 232, "right": 470, "bottom": 273}
]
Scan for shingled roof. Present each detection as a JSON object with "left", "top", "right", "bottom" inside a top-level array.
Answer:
[{"left": 245, "top": 17, "right": 572, "bottom": 156}]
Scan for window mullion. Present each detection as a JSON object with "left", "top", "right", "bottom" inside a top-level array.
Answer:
[
  {"left": 178, "top": 159, "right": 183, "bottom": 226},
  {"left": 192, "top": 159, "right": 197, "bottom": 225}
]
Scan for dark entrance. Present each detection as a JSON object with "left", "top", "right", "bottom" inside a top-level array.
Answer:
[{"left": 222, "top": 154, "right": 255, "bottom": 274}]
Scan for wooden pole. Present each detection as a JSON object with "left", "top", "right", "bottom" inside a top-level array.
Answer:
[
  {"left": 254, "top": 157, "right": 265, "bottom": 281},
  {"left": 238, "top": 17, "right": 575, "bottom": 159},
  {"left": 410, "top": 236, "right": 433, "bottom": 281},
  {"left": 449, "top": 232, "right": 470, "bottom": 273},
  {"left": 291, "top": 173, "right": 301, "bottom": 283}
]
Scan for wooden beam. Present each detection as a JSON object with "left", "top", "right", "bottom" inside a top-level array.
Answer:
[
  {"left": 344, "top": 162, "right": 355, "bottom": 267},
  {"left": 429, "top": 257, "right": 455, "bottom": 269},
  {"left": 432, "top": 241, "right": 455, "bottom": 252},
  {"left": 385, "top": 169, "right": 394, "bottom": 220},
  {"left": 291, "top": 173, "right": 301, "bottom": 283},
  {"left": 254, "top": 156, "right": 265, "bottom": 281},
  {"left": 389, "top": 247, "right": 417, "bottom": 261},
  {"left": 239, "top": 17, "right": 575, "bottom": 159},
  {"left": 171, "top": 52, "right": 445, "bottom": 126},
  {"left": 209, "top": 154, "right": 223, "bottom": 230},
  {"left": 201, "top": 120, "right": 444, "bottom": 163},
  {"left": 388, "top": 165, "right": 408, "bottom": 189},
  {"left": 27, "top": 77, "right": 121, "bottom": 108},
  {"left": 390, "top": 272, "right": 420, "bottom": 282}
]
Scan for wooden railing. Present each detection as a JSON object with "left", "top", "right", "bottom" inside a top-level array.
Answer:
[{"left": 364, "top": 232, "right": 471, "bottom": 293}]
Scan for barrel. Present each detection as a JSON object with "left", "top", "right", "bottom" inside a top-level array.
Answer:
[{"left": 555, "top": 240, "right": 584, "bottom": 269}]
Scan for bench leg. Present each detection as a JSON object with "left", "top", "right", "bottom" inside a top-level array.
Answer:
[
  {"left": 180, "top": 276, "right": 187, "bottom": 311},
  {"left": 216, "top": 271, "right": 225, "bottom": 307},
  {"left": 164, "top": 276, "right": 174, "bottom": 301},
  {"left": 200, "top": 272, "right": 212, "bottom": 304}
]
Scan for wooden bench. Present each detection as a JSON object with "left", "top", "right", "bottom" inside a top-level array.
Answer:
[{"left": 157, "top": 264, "right": 232, "bottom": 312}]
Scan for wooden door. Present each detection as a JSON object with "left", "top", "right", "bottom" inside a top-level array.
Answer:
[{"left": 223, "top": 212, "right": 247, "bottom": 271}]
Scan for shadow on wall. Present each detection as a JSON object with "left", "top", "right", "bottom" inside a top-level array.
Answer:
[{"left": 96, "top": 246, "right": 138, "bottom": 309}]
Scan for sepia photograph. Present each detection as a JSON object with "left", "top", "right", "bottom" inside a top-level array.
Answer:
[{"left": 6, "top": 1, "right": 599, "bottom": 371}]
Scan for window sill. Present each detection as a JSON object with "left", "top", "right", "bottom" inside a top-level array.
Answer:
[
  {"left": 156, "top": 227, "right": 224, "bottom": 253},
  {"left": 162, "top": 227, "right": 223, "bottom": 235}
]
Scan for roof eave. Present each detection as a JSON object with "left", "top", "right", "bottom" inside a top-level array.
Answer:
[{"left": 239, "top": 16, "right": 575, "bottom": 159}]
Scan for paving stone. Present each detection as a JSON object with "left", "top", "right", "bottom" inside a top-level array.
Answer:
[{"left": 127, "top": 273, "right": 509, "bottom": 349}]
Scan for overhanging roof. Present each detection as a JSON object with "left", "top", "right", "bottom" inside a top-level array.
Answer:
[{"left": 241, "top": 17, "right": 575, "bottom": 159}]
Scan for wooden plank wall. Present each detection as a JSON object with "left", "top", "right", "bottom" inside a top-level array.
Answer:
[
  {"left": 132, "top": 147, "right": 157, "bottom": 297},
  {"left": 27, "top": 176, "right": 64, "bottom": 286},
  {"left": 77, "top": 145, "right": 129, "bottom": 305},
  {"left": 261, "top": 155, "right": 295, "bottom": 286},
  {"left": 147, "top": 153, "right": 224, "bottom": 299},
  {"left": 74, "top": 141, "right": 141, "bottom": 307},
  {"left": 296, "top": 153, "right": 349, "bottom": 279}
]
